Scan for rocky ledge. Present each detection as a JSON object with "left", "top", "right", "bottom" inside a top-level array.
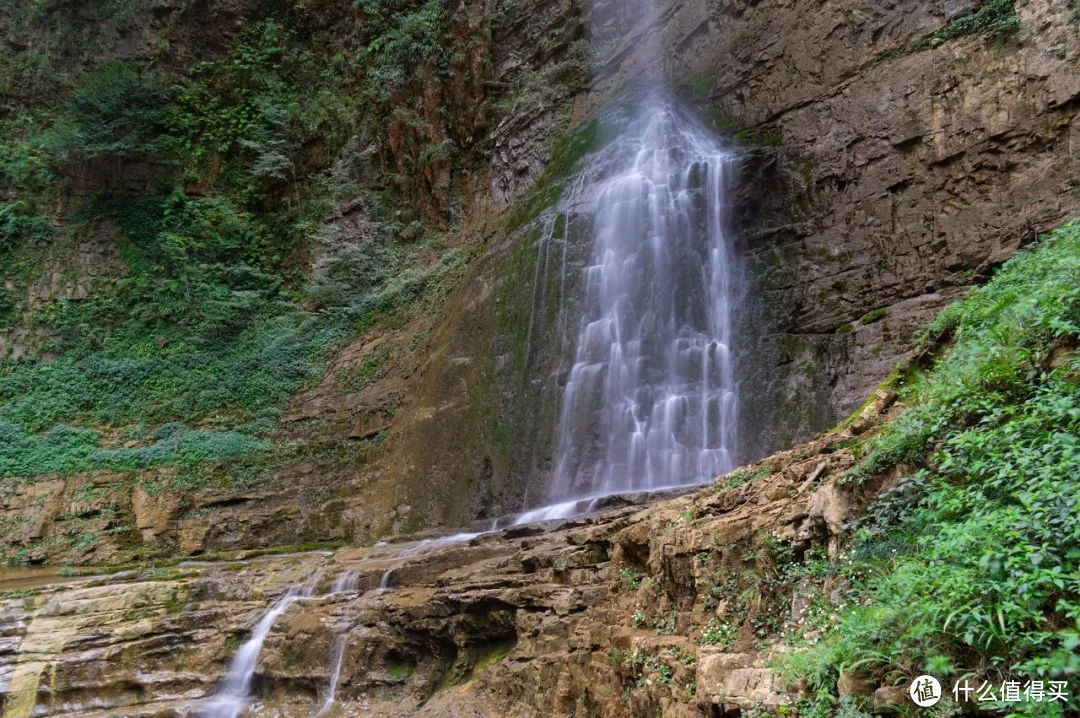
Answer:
[{"left": 0, "top": 393, "right": 899, "bottom": 718}]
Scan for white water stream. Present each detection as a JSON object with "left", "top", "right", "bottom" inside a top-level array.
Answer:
[
  {"left": 505, "top": 0, "right": 744, "bottom": 523},
  {"left": 522, "top": 89, "right": 741, "bottom": 518},
  {"left": 200, "top": 578, "right": 318, "bottom": 718},
  {"left": 314, "top": 634, "right": 348, "bottom": 717}
]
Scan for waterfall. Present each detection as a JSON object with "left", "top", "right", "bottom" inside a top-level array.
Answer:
[
  {"left": 200, "top": 579, "right": 317, "bottom": 718},
  {"left": 521, "top": 0, "right": 742, "bottom": 516},
  {"left": 331, "top": 570, "right": 359, "bottom": 593},
  {"left": 545, "top": 94, "right": 739, "bottom": 503},
  {"left": 393, "top": 528, "right": 491, "bottom": 558},
  {"left": 315, "top": 634, "right": 348, "bottom": 717}
]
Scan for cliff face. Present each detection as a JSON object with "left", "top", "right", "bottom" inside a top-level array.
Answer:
[
  {"left": 681, "top": 0, "right": 1080, "bottom": 448},
  {"left": 361, "top": 0, "right": 1080, "bottom": 530},
  {"left": 0, "top": 420, "right": 881, "bottom": 718},
  {"left": 1, "top": 0, "right": 1077, "bottom": 564}
]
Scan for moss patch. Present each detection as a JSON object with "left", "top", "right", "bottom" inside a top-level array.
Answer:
[{"left": 858, "top": 307, "right": 887, "bottom": 325}]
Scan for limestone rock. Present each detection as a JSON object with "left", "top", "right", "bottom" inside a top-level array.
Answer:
[
  {"left": 0, "top": 438, "right": 871, "bottom": 717},
  {"left": 873, "top": 684, "right": 910, "bottom": 714}
]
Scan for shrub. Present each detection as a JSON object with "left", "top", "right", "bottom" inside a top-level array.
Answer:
[
  {"left": 354, "top": 0, "right": 448, "bottom": 101},
  {"left": 781, "top": 221, "right": 1080, "bottom": 710},
  {"left": 0, "top": 202, "right": 52, "bottom": 255},
  {"left": 0, "top": 420, "right": 268, "bottom": 477},
  {"left": 914, "top": 0, "right": 1019, "bottom": 50},
  {"left": 51, "top": 61, "right": 170, "bottom": 158},
  {"left": 698, "top": 619, "right": 737, "bottom": 647}
]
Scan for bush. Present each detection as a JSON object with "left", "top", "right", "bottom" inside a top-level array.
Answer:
[
  {"left": 914, "top": 0, "right": 1019, "bottom": 50},
  {"left": 0, "top": 202, "right": 52, "bottom": 255},
  {"left": 0, "top": 117, "right": 53, "bottom": 190},
  {"left": 354, "top": 0, "right": 448, "bottom": 101},
  {"left": 51, "top": 61, "right": 170, "bottom": 158},
  {"left": 934, "top": 0, "right": 1019, "bottom": 42},
  {"left": 781, "top": 221, "right": 1080, "bottom": 711},
  {"left": 0, "top": 312, "right": 343, "bottom": 434},
  {"left": 0, "top": 420, "right": 268, "bottom": 477}
]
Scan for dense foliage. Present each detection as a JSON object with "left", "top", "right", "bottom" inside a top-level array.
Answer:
[
  {"left": 354, "top": 0, "right": 449, "bottom": 100},
  {"left": 909, "top": 0, "right": 1019, "bottom": 52},
  {"left": 784, "top": 223, "right": 1080, "bottom": 716},
  {"left": 0, "top": 10, "right": 462, "bottom": 487}
]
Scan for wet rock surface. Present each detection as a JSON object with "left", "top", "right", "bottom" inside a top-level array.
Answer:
[
  {"left": 4, "top": 0, "right": 1078, "bottom": 569},
  {"left": 0, "top": 417, "right": 889, "bottom": 717},
  {"left": 294, "top": 0, "right": 1080, "bottom": 541},
  {"left": 654, "top": 0, "right": 1080, "bottom": 448}
]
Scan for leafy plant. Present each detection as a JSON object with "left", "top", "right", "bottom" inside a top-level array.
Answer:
[
  {"left": 0, "top": 202, "right": 52, "bottom": 255},
  {"left": 780, "top": 221, "right": 1080, "bottom": 711},
  {"left": 353, "top": 0, "right": 449, "bottom": 101},
  {"left": 925, "top": 0, "right": 1019, "bottom": 45},
  {"left": 654, "top": 612, "right": 677, "bottom": 636},
  {"left": 698, "top": 618, "right": 737, "bottom": 647},
  {"left": 50, "top": 61, "right": 170, "bottom": 159},
  {"left": 722, "top": 464, "right": 772, "bottom": 489},
  {"left": 619, "top": 567, "right": 642, "bottom": 590}
]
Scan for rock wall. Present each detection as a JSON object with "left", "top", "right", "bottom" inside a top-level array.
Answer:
[
  {"left": 375, "top": 0, "right": 1080, "bottom": 529},
  {"left": 653, "top": 0, "right": 1080, "bottom": 446},
  {"left": 0, "top": 405, "right": 894, "bottom": 718}
]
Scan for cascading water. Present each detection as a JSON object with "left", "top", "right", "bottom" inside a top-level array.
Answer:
[
  {"left": 520, "top": 0, "right": 743, "bottom": 519},
  {"left": 200, "top": 578, "right": 318, "bottom": 718},
  {"left": 315, "top": 634, "right": 348, "bottom": 717},
  {"left": 330, "top": 569, "right": 359, "bottom": 593},
  {"left": 547, "top": 94, "right": 739, "bottom": 502}
]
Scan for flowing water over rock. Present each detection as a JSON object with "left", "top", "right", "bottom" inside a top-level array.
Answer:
[
  {"left": 200, "top": 578, "right": 319, "bottom": 718},
  {"left": 330, "top": 570, "right": 359, "bottom": 594},
  {"left": 0, "top": 433, "right": 858, "bottom": 718},
  {"left": 315, "top": 634, "right": 348, "bottom": 717},
  {"left": 494, "top": 0, "right": 745, "bottom": 521},
  {"left": 532, "top": 90, "right": 742, "bottom": 513}
]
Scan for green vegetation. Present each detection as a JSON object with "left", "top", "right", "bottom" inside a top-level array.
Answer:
[
  {"left": 782, "top": 222, "right": 1080, "bottom": 716},
  {"left": 696, "top": 108, "right": 743, "bottom": 134},
  {"left": 354, "top": 0, "right": 449, "bottom": 102},
  {"left": 915, "top": 0, "right": 1019, "bottom": 49},
  {"left": 338, "top": 345, "right": 393, "bottom": 393},
  {"left": 386, "top": 659, "right": 417, "bottom": 681},
  {"left": 505, "top": 115, "right": 616, "bottom": 232},
  {"left": 623, "top": 647, "right": 685, "bottom": 692},
  {"left": 721, "top": 464, "right": 772, "bottom": 489},
  {"left": 0, "top": 12, "right": 468, "bottom": 488},
  {"left": 865, "top": 0, "right": 1020, "bottom": 78},
  {"left": 0, "top": 422, "right": 267, "bottom": 477},
  {"left": 698, "top": 618, "right": 737, "bottom": 647},
  {"left": 734, "top": 126, "right": 783, "bottom": 148},
  {"left": 654, "top": 611, "right": 677, "bottom": 635},
  {"left": 681, "top": 72, "right": 712, "bottom": 96},
  {"left": 858, "top": 307, "right": 886, "bottom": 325}
]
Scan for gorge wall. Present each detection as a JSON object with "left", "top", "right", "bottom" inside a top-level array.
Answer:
[
  {"left": 1, "top": 0, "right": 1078, "bottom": 565},
  {"left": 365, "top": 0, "right": 1080, "bottom": 529},
  {"left": 0, "top": 414, "right": 890, "bottom": 718}
]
